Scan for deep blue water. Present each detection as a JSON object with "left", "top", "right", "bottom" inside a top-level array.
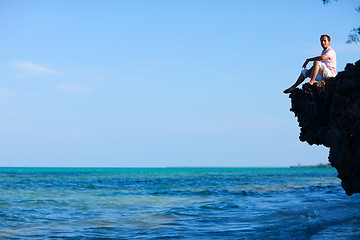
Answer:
[{"left": 0, "top": 167, "right": 359, "bottom": 239}]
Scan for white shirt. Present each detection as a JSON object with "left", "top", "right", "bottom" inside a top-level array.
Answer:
[{"left": 321, "top": 47, "right": 336, "bottom": 75}]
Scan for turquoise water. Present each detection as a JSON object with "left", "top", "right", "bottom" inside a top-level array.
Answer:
[{"left": 1, "top": 167, "right": 359, "bottom": 239}]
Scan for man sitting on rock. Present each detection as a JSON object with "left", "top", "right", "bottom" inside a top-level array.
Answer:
[{"left": 284, "top": 35, "right": 336, "bottom": 94}]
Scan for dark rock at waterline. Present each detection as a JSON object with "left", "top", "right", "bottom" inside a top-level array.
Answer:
[{"left": 289, "top": 60, "right": 360, "bottom": 196}]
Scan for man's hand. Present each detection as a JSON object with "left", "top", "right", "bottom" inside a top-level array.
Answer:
[
  {"left": 302, "top": 59, "right": 309, "bottom": 68},
  {"left": 308, "top": 80, "right": 314, "bottom": 85}
]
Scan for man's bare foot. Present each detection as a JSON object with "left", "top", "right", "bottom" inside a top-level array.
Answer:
[{"left": 283, "top": 87, "right": 295, "bottom": 94}]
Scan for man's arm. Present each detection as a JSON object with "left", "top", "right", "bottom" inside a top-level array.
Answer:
[{"left": 302, "top": 54, "right": 330, "bottom": 68}]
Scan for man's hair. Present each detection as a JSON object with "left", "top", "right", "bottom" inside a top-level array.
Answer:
[{"left": 321, "top": 34, "right": 331, "bottom": 41}]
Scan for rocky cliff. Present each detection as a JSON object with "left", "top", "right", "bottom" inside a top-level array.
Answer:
[{"left": 289, "top": 60, "right": 360, "bottom": 196}]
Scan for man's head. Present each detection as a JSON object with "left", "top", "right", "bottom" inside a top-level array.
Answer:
[{"left": 320, "top": 35, "right": 331, "bottom": 49}]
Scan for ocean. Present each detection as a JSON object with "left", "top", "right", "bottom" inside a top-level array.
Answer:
[{"left": 0, "top": 167, "right": 359, "bottom": 239}]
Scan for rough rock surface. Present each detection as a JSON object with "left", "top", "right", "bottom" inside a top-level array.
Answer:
[{"left": 289, "top": 60, "right": 360, "bottom": 195}]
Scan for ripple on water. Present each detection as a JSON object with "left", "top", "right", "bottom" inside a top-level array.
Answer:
[{"left": 1, "top": 167, "right": 358, "bottom": 239}]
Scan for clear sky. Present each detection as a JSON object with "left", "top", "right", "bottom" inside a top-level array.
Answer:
[{"left": 1, "top": 0, "right": 360, "bottom": 167}]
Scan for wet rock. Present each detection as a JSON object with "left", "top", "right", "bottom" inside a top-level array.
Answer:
[{"left": 289, "top": 60, "right": 360, "bottom": 195}]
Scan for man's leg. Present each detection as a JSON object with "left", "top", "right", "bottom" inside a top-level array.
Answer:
[
  {"left": 309, "top": 61, "right": 320, "bottom": 85},
  {"left": 283, "top": 72, "right": 306, "bottom": 93}
]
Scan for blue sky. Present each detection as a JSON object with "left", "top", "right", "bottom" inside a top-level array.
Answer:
[{"left": 1, "top": 0, "right": 360, "bottom": 167}]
